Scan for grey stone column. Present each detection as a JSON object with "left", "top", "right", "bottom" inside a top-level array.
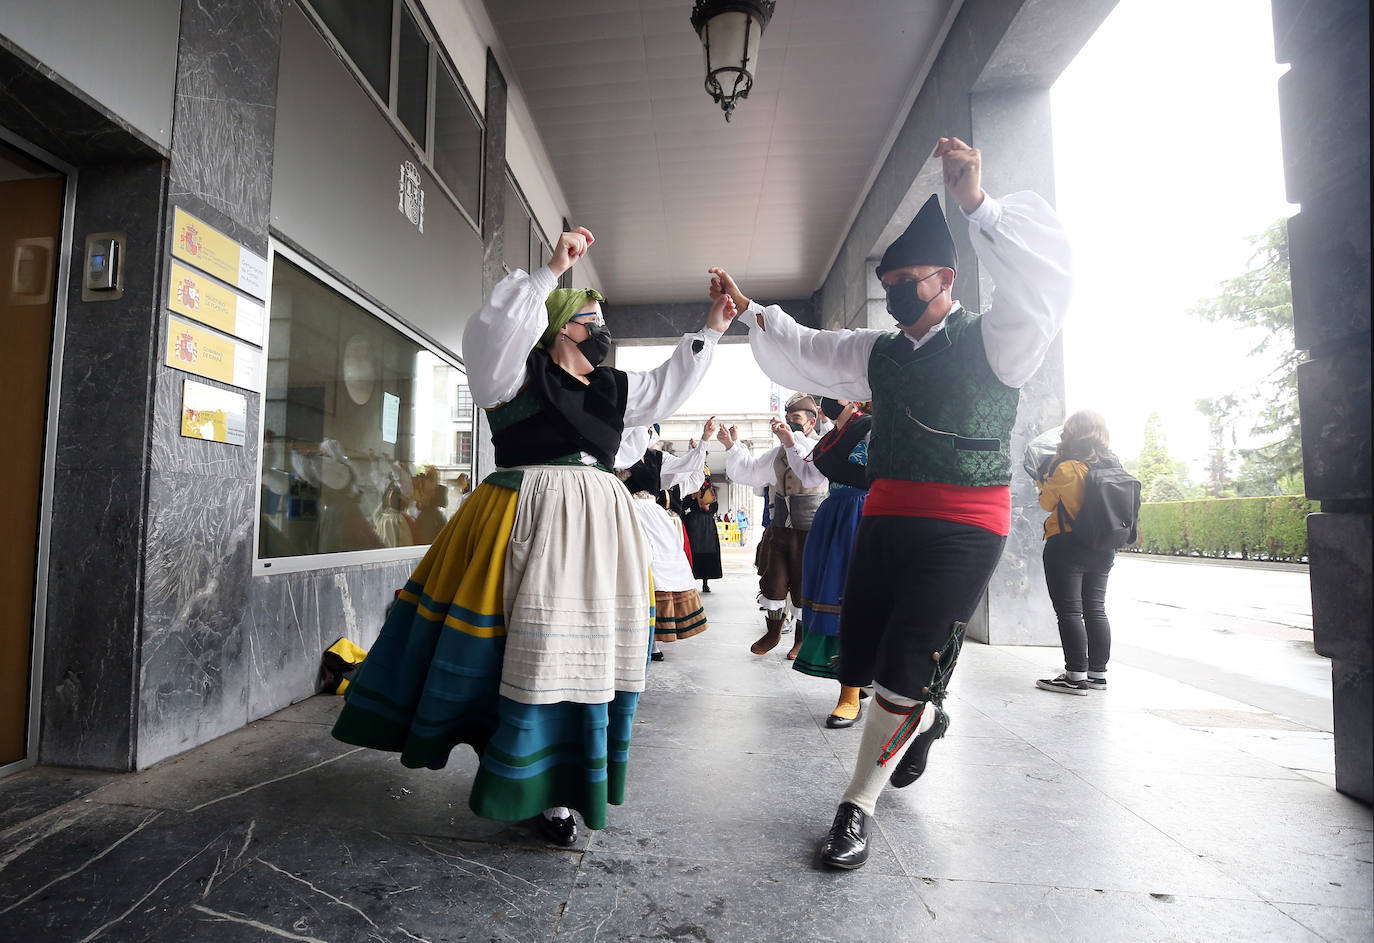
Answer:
[
  {"left": 134, "top": 0, "right": 286, "bottom": 768},
  {"left": 964, "top": 86, "right": 1064, "bottom": 646},
  {"left": 474, "top": 50, "right": 508, "bottom": 480},
  {"left": 1272, "top": 0, "right": 1371, "bottom": 803}
]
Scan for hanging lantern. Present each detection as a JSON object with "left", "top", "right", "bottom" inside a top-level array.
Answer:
[{"left": 690, "top": 0, "right": 776, "bottom": 122}]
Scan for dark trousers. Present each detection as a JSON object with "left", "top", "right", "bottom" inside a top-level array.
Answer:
[
  {"left": 1042, "top": 534, "right": 1114, "bottom": 673},
  {"left": 838, "top": 516, "right": 1006, "bottom": 699}
]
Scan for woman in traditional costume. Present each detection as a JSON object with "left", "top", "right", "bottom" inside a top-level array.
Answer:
[
  {"left": 617, "top": 421, "right": 716, "bottom": 658},
  {"left": 794, "top": 398, "right": 872, "bottom": 728},
  {"left": 332, "top": 228, "right": 732, "bottom": 846},
  {"left": 681, "top": 469, "right": 723, "bottom": 593}
]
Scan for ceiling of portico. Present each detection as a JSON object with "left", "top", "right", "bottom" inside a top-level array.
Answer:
[{"left": 482, "top": 0, "right": 961, "bottom": 304}]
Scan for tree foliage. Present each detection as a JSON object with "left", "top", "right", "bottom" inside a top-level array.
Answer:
[
  {"left": 1135, "top": 412, "right": 1181, "bottom": 502},
  {"left": 1190, "top": 219, "right": 1304, "bottom": 493}
]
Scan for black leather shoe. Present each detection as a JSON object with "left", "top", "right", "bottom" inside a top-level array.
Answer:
[
  {"left": 536, "top": 812, "right": 578, "bottom": 847},
  {"left": 650, "top": 649, "right": 665, "bottom": 662},
  {"left": 825, "top": 703, "right": 862, "bottom": 729},
  {"left": 889, "top": 707, "right": 949, "bottom": 789},
  {"left": 819, "top": 802, "right": 870, "bottom": 870}
]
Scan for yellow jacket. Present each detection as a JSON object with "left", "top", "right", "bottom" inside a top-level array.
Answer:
[{"left": 1038, "top": 460, "right": 1089, "bottom": 538}]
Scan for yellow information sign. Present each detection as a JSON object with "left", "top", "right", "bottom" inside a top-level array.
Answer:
[
  {"left": 170, "top": 206, "right": 268, "bottom": 299},
  {"left": 180, "top": 379, "right": 248, "bottom": 446},
  {"left": 166, "top": 316, "right": 263, "bottom": 392},
  {"left": 167, "top": 262, "right": 265, "bottom": 346}
]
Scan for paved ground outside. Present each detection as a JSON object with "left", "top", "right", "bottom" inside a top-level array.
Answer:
[{"left": 1, "top": 550, "right": 1370, "bottom": 942}]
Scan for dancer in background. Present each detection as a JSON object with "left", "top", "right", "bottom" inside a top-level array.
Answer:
[
  {"left": 717, "top": 394, "right": 828, "bottom": 658},
  {"left": 795, "top": 397, "right": 872, "bottom": 729},
  {"left": 682, "top": 470, "right": 723, "bottom": 593}
]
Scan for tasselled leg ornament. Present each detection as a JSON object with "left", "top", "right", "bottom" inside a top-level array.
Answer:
[{"left": 875, "top": 620, "right": 967, "bottom": 766}]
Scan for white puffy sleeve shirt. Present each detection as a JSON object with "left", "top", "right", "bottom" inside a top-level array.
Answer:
[
  {"left": 660, "top": 439, "right": 710, "bottom": 494},
  {"left": 463, "top": 266, "right": 723, "bottom": 418},
  {"left": 740, "top": 191, "right": 1074, "bottom": 395},
  {"left": 723, "top": 437, "right": 819, "bottom": 489}
]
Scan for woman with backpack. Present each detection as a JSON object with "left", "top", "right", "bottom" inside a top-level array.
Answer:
[{"left": 1034, "top": 410, "right": 1128, "bottom": 694}]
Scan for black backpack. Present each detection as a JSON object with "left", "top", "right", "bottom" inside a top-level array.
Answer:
[{"left": 1057, "top": 462, "right": 1142, "bottom": 551}]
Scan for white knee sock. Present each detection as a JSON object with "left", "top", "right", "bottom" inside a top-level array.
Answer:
[
  {"left": 543, "top": 806, "right": 571, "bottom": 820},
  {"left": 840, "top": 684, "right": 933, "bottom": 815}
]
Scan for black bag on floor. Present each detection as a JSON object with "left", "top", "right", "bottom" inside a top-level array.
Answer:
[{"left": 1058, "top": 463, "right": 1142, "bottom": 551}]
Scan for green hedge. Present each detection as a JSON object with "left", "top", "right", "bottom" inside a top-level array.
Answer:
[{"left": 1132, "top": 495, "right": 1316, "bottom": 562}]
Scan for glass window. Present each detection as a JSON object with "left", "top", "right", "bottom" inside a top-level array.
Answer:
[
  {"left": 396, "top": 2, "right": 429, "bottom": 149},
  {"left": 503, "top": 174, "right": 531, "bottom": 273},
  {"left": 433, "top": 62, "right": 482, "bottom": 220},
  {"left": 260, "top": 255, "right": 473, "bottom": 560},
  {"left": 309, "top": 0, "right": 392, "bottom": 99}
]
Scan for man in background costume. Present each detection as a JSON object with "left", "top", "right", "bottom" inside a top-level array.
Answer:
[
  {"left": 717, "top": 394, "right": 829, "bottom": 658},
  {"left": 710, "top": 136, "right": 1073, "bottom": 869}
]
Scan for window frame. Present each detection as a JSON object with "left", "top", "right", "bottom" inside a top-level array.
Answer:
[
  {"left": 252, "top": 239, "right": 476, "bottom": 576},
  {"left": 501, "top": 166, "right": 552, "bottom": 276},
  {"left": 299, "top": 0, "right": 484, "bottom": 236}
]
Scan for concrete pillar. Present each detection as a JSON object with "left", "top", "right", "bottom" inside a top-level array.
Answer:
[
  {"left": 963, "top": 85, "right": 1065, "bottom": 646},
  {"left": 1272, "top": 0, "right": 1371, "bottom": 803},
  {"left": 475, "top": 50, "right": 508, "bottom": 480}
]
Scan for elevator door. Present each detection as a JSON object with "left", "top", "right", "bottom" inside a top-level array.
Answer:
[{"left": 0, "top": 142, "right": 64, "bottom": 767}]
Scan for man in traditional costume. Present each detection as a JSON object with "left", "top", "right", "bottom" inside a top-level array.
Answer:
[
  {"left": 332, "top": 227, "right": 733, "bottom": 848},
  {"left": 710, "top": 137, "right": 1073, "bottom": 869},
  {"left": 794, "top": 397, "right": 873, "bottom": 729},
  {"left": 717, "top": 394, "right": 829, "bottom": 658}
]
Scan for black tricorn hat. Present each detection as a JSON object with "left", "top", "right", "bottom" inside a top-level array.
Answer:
[{"left": 875, "top": 194, "right": 958, "bottom": 279}]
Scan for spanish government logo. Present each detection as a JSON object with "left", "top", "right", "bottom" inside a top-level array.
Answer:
[
  {"left": 175, "top": 331, "right": 199, "bottom": 364},
  {"left": 179, "top": 223, "right": 203, "bottom": 258},
  {"left": 175, "top": 277, "right": 201, "bottom": 311},
  {"left": 398, "top": 160, "right": 425, "bottom": 234}
]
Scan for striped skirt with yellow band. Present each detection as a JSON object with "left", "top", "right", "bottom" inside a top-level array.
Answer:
[{"left": 332, "top": 471, "right": 654, "bottom": 830}]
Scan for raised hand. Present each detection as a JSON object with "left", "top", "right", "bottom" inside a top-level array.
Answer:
[
  {"left": 708, "top": 267, "right": 751, "bottom": 314},
  {"left": 549, "top": 226, "right": 595, "bottom": 277},
  {"left": 716, "top": 423, "right": 736, "bottom": 449},
  {"left": 702, "top": 416, "right": 718, "bottom": 442},
  {"left": 706, "top": 292, "right": 738, "bottom": 334},
  {"left": 932, "top": 137, "right": 984, "bottom": 214},
  {"left": 770, "top": 416, "right": 795, "bottom": 448}
]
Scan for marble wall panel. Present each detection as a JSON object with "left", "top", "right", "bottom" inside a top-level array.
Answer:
[
  {"left": 136, "top": 471, "right": 256, "bottom": 768},
  {"left": 482, "top": 51, "right": 510, "bottom": 298},
  {"left": 1287, "top": 194, "right": 1371, "bottom": 354},
  {"left": 0, "top": 38, "right": 167, "bottom": 162},
  {"left": 1297, "top": 349, "right": 1372, "bottom": 502},
  {"left": 1276, "top": 30, "right": 1369, "bottom": 206},
  {"left": 148, "top": 366, "right": 262, "bottom": 482},
  {"left": 605, "top": 298, "right": 817, "bottom": 342},
  {"left": 41, "top": 158, "right": 166, "bottom": 769},
  {"left": 39, "top": 467, "right": 146, "bottom": 769},
  {"left": 167, "top": 0, "right": 282, "bottom": 253},
  {"left": 242, "top": 560, "right": 415, "bottom": 722}
]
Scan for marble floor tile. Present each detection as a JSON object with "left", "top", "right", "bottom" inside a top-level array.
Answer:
[
  {"left": 1271, "top": 902, "right": 1374, "bottom": 942},
  {"left": 911, "top": 878, "right": 1329, "bottom": 943},
  {"left": 0, "top": 767, "right": 118, "bottom": 834},
  {"left": 146, "top": 827, "right": 579, "bottom": 943},
  {"left": 555, "top": 852, "right": 932, "bottom": 943}
]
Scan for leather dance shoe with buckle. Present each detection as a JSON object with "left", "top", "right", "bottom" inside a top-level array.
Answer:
[
  {"left": 889, "top": 706, "right": 949, "bottom": 789},
  {"left": 819, "top": 801, "right": 871, "bottom": 869}
]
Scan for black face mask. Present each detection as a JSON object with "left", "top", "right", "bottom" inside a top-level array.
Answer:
[
  {"left": 819, "top": 397, "right": 845, "bottom": 421},
  {"left": 577, "top": 323, "right": 613, "bottom": 366},
  {"left": 787, "top": 420, "right": 807, "bottom": 434},
  {"left": 885, "top": 271, "right": 942, "bottom": 327}
]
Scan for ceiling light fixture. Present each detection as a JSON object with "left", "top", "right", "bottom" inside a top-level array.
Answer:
[{"left": 690, "top": 0, "right": 776, "bottom": 122}]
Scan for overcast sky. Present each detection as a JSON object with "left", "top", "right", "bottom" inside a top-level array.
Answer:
[{"left": 621, "top": 0, "right": 1294, "bottom": 476}]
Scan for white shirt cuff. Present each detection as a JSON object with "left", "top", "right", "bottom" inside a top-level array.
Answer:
[
  {"left": 529, "top": 266, "right": 559, "bottom": 297},
  {"left": 742, "top": 300, "right": 765, "bottom": 329},
  {"left": 963, "top": 193, "right": 1001, "bottom": 231},
  {"left": 702, "top": 326, "right": 723, "bottom": 343}
]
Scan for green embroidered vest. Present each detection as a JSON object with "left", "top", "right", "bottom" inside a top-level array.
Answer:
[{"left": 866, "top": 308, "right": 1019, "bottom": 486}]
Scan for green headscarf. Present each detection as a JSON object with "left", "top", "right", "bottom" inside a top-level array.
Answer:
[{"left": 538, "top": 287, "right": 606, "bottom": 349}]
